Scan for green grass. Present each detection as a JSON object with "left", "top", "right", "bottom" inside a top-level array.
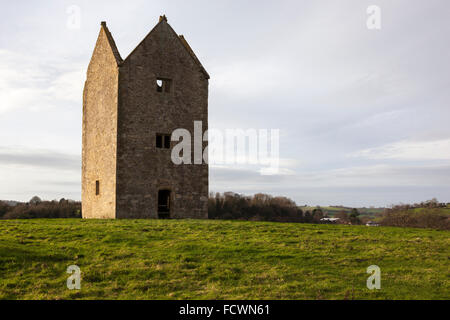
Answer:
[
  {"left": 411, "top": 207, "right": 450, "bottom": 215},
  {"left": 0, "top": 219, "right": 448, "bottom": 300}
]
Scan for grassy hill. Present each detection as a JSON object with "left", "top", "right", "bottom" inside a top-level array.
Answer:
[
  {"left": 300, "top": 206, "right": 385, "bottom": 218},
  {"left": 411, "top": 206, "right": 450, "bottom": 215},
  {"left": 0, "top": 219, "right": 448, "bottom": 300}
]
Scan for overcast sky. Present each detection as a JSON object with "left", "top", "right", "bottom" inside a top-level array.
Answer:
[{"left": 1, "top": 0, "right": 449, "bottom": 206}]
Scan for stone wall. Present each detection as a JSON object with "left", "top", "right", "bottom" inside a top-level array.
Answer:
[
  {"left": 82, "top": 19, "right": 209, "bottom": 219},
  {"left": 82, "top": 25, "right": 119, "bottom": 219},
  {"left": 116, "top": 20, "right": 209, "bottom": 219}
]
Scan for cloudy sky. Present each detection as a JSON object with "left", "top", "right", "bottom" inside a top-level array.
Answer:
[{"left": 1, "top": 0, "right": 449, "bottom": 206}]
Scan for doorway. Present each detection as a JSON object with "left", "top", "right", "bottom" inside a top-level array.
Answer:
[{"left": 158, "top": 189, "right": 171, "bottom": 219}]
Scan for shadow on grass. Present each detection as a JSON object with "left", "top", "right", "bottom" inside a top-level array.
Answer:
[{"left": 0, "top": 245, "right": 70, "bottom": 265}]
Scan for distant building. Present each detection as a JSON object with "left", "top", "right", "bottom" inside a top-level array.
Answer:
[
  {"left": 320, "top": 217, "right": 340, "bottom": 223},
  {"left": 366, "top": 221, "right": 380, "bottom": 227}
]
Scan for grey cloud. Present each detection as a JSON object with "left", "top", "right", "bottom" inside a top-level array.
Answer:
[
  {"left": 211, "top": 163, "right": 450, "bottom": 206},
  {"left": 0, "top": 0, "right": 449, "bottom": 205},
  {"left": 35, "top": 180, "right": 81, "bottom": 187},
  {"left": 0, "top": 147, "right": 80, "bottom": 171}
]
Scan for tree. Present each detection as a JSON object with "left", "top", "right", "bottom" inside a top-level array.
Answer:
[
  {"left": 349, "top": 208, "right": 361, "bottom": 225},
  {"left": 335, "top": 211, "right": 349, "bottom": 223},
  {"left": 425, "top": 198, "right": 439, "bottom": 208},
  {"left": 29, "top": 196, "right": 42, "bottom": 205},
  {"left": 303, "top": 210, "right": 312, "bottom": 222},
  {"left": 350, "top": 208, "right": 359, "bottom": 218},
  {"left": 312, "top": 208, "right": 324, "bottom": 222},
  {"left": 0, "top": 201, "right": 10, "bottom": 218}
]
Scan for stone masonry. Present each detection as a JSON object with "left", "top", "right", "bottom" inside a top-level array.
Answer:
[{"left": 82, "top": 16, "right": 209, "bottom": 219}]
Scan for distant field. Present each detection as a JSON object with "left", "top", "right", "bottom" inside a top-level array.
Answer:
[
  {"left": 300, "top": 206, "right": 385, "bottom": 217},
  {"left": 0, "top": 219, "right": 448, "bottom": 299},
  {"left": 302, "top": 205, "right": 450, "bottom": 218},
  {"left": 411, "top": 207, "right": 450, "bottom": 215}
]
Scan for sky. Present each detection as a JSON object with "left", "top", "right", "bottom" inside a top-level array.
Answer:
[{"left": 0, "top": 0, "right": 449, "bottom": 207}]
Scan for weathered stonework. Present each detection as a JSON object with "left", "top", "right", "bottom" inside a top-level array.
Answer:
[{"left": 82, "top": 17, "right": 209, "bottom": 219}]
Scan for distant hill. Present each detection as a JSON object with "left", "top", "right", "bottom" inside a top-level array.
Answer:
[
  {"left": 299, "top": 206, "right": 385, "bottom": 218},
  {"left": 0, "top": 200, "right": 22, "bottom": 206},
  {"left": 411, "top": 206, "right": 450, "bottom": 215}
]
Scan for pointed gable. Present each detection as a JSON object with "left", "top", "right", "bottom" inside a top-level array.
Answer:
[
  {"left": 100, "top": 22, "right": 123, "bottom": 65},
  {"left": 123, "top": 16, "right": 209, "bottom": 79},
  {"left": 178, "top": 34, "right": 209, "bottom": 79},
  {"left": 87, "top": 22, "right": 122, "bottom": 74}
]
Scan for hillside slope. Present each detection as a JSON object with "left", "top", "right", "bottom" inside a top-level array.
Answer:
[{"left": 0, "top": 219, "right": 448, "bottom": 299}]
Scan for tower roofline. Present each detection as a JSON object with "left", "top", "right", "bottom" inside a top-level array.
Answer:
[
  {"left": 121, "top": 16, "right": 210, "bottom": 79},
  {"left": 100, "top": 21, "right": 123, "bottom": 65},
  {"left": 178, "top": 34, "right": 210, "bottom": 79}
]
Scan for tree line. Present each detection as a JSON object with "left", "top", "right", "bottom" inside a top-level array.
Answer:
[
  {"left": 378, "top": 203, "right": 449, "bottom": 230},
  {"left": 2, "top": 194, "right": 448, "bottom": 230},
  {"left": 208, "top": 192, "right": 353, "bottom": 224},
  {"left": 0, "top": 193, "right": 361, "bottom": 224},
  {"left": 0, "top": 196, "right": 81, "bottom": 219}
]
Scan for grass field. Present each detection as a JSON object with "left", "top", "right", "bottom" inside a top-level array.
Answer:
[
  {"left": 0, "top": 219, "right": 448, "bottom": 300},
  {"left": 412, "top": 207, "right": 450, "bottom": 214}
]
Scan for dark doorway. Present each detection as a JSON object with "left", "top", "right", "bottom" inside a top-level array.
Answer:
[{"left": 158, "top": 189, "right": 171, "bottom": 219}]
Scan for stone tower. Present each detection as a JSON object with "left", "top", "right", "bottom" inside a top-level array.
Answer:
[{"left": 82, "top": 16, "right": 209, "bottom": 219}]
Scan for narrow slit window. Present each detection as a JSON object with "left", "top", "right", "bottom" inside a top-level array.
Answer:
[
  {"left": 164, "top": 135, "right": 171, "bottom": 149},
  {"left": 95, "top": 180, "right": 100, "bottom": 196},
  {"left": 156, "top": 134, "right": 163, "bottom": 148},
  {"left": 156, "top": 134, "right": 171, "bottom": 149},
  {"left": 156, "top": 78, "right": 172, "bottom": 93}
]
